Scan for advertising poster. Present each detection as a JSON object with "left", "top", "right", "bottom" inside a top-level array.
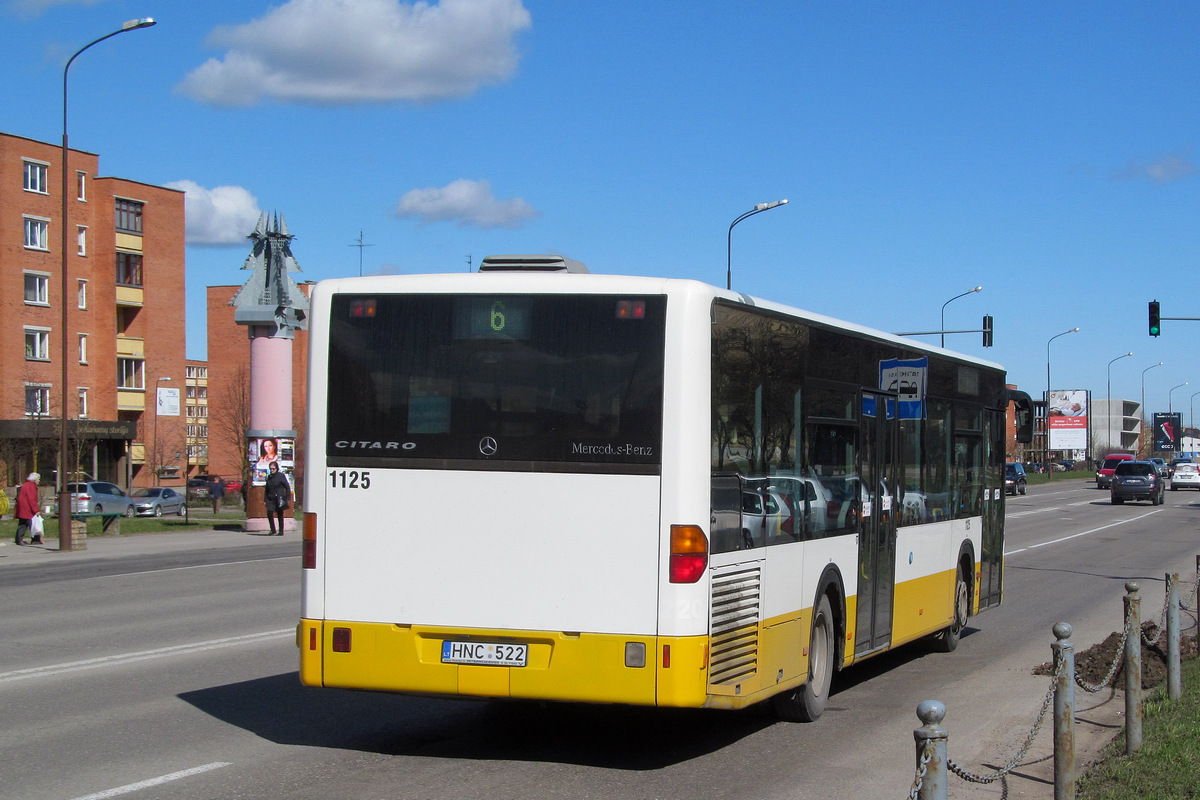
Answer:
[
  {"left": 249, "top": 435, "right": 296, "bottom": 488},
  {"left": 1153, "top": 413, "right": 1182, "bottom": 452},
  {"left": 1048, "top": 389, "right": 1088, "bottom": 451}
]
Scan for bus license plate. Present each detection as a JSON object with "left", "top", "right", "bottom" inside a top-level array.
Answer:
[{"left": 441, "top": 640, "right": 528, "bottom": 667}]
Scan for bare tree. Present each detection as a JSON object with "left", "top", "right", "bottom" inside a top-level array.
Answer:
[{"left": 211, "top": 363, "right": 252, "bottom": 488}]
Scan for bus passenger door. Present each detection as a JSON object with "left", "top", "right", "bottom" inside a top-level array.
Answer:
[{"left": 855, "top": 391, "right": 897, "bottom": 656}]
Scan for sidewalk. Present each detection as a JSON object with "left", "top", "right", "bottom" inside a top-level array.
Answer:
[{"left": 0, "top": 520, "right": 292, "bottom": 566}]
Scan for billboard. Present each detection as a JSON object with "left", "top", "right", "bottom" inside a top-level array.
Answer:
[
  {"left": 1152, "top": 412, "right": 1182, "bottom": 452},
  {"left": 1048, "top": 389, "right": 1089, "bottom": 451}
]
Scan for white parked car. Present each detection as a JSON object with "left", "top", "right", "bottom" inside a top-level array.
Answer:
[{"left": 1170, "top": 462, "right": 1200, "bottom": 491}]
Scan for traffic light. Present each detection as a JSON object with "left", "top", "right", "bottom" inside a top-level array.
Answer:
[
  {"left": 982, "top": 315, "right": 993, "bottom": 347},
  {"left": 1149, "top": 300, "right": 1161, "bottom": 337}
]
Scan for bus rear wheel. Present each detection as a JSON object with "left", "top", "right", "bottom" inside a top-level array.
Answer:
[
  {"left": 773, "top": 594, "right": 834, "bottom": 722},
  {"left": 932, "top": 566, "right": 969, "bottom": 652}
]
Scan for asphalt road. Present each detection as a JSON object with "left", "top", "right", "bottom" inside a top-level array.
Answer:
[{"left": 2, "top": 483, "right": 1197, "bottom": 800}]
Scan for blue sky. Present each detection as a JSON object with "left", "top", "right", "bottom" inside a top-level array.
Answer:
[{"left": 6, "top": 1, "right": 1199, "bottom": 418}]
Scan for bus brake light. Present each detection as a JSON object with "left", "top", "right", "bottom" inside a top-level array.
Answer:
[
  {"left": 669, "top": 524, "right": 708, "bottom": 583},
  {"left": 303, "top": 512, "right": 317, "bottom": 570}
]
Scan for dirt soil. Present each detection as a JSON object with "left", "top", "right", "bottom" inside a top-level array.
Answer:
[{"left": 1034, "top": 621, "right": 1199, "bottom": 689}]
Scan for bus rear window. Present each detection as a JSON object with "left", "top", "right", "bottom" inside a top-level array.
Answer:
[{"left": 326, "top": 294, "right": 666, "bottom": 472}]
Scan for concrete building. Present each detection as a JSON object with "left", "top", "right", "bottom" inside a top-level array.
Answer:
[
  {"left": 0, "top": 131, "right": 186, "bottom": 490},
  {"left": 1090, "top": 398, "right": 1142, "bottom": 456}
]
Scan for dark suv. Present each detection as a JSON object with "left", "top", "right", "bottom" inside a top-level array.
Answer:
[
  {"left": 1110, "top": 461, "right": 1165, "bottom": 505},
  {"left": 1004, "top": 463, "right": 1027, "bottom": 495}
]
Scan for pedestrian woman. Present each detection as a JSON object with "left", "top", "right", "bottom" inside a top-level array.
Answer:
[
  {"left": 264, "top": 461, "right": 291, "bottom": 535},
  {"left": 15, "top": 472, "right": 40, "bottom": 545}
]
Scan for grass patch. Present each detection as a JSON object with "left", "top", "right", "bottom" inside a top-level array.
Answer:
[
  {"left": 0, "top": 507, "right": 253, "bottom": 538},
  {"left": 1025, "top": 470, "right": 1092, "bottom": 488},
  {"left": 1078, "top": 654, "right": 1200, "bottom": 799}
]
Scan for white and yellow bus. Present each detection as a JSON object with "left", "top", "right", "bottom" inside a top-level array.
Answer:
[{"left": 298, "top": 255, "right": 1032, "bottom": 721}]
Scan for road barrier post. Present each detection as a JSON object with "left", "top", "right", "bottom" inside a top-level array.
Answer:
[
  {"left": 913, "top": 701, "right": 948, "bottom": 800},
  {"left": 1123, "top": 581, "right": 1142, "bottom": 754},
  {"left": 1167, "top": 572, "right": 1181, "bottom": 701},
  {"left": 1052, "top": 622, "right": 1075, "bottom": 800}
]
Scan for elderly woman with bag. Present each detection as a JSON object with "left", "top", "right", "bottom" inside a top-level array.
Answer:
[
  {"left": 263, "top": 461, "right": 291, "bottom": 536},
  {"left": 15, "top": 472, "right": 41, "bottom": 545}
]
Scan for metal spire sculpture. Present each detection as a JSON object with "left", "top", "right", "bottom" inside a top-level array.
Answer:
[{"left": 230, "top": 212, "right": 309, "bottom": 337}]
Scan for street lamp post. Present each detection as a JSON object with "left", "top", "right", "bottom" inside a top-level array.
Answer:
[
  {"left": 152, "top": 377, "right": 171, "bottom": 486},
  {"left": 1140, "top": 362, "right": 1164, "bottom": 457},
  {"left": 1190, "top": 391, "right": 1200, "bottom": 453},
  {"left": 57, "top": 18, "right": 156, "bottom": 552},
  {"left": 726, "top": 199, "right": 788, "bottom": 291},
  {"left": 940, "top": 286, "right": 982, "bottom": 348},
  {"left": 1107, "top": 352, "right": 1133, "bottom": 453},
  {"left": 1045, "top": 327, "right": 1080, "bottom": 466}
]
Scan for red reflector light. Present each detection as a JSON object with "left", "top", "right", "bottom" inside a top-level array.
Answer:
[
  {"left": 669, "top": 525, "right": 708, "bottom": 583},
  {"left": 309, "top": 627, "right": 318, "bottom": 650},
  {"left": 663, "top": 644, "right": 671, "bottom": 668},
  {"left": 332, "top": 627, "right": 351, "bottom": 652},
  {"left": 616, "top": 300, "right": 646, "bottom": 319},
  {"left": 303, "top": 512, "right": 317, "bottom": 569}
]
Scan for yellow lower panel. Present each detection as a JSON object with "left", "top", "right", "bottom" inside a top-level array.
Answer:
[
  {"left": 891, "top": 568, "right": 956, "bottom": 644},
  {"left": 302, "top": 619, "right": 712, "bottom": 708}
]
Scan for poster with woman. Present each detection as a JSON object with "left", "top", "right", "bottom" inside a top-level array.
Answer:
[{"left": 249, "top": 436, "right": 295, "bottom": 486}]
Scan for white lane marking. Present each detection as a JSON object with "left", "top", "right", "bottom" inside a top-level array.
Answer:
[
  {"left": 97, "top": 555, "right": 298, "bottom": 579},
  {"left": 1007, "top": 507, "right": 1061, "bottom": 518},
  {"left": 69, "top": 762, "right": 232, "bottom": 800},
  {"left": 1005, "top": 510, "right": 1162, "bottom": 556},
  {"left": 0, "top": 629, "right": 293, "bottom": 684}
]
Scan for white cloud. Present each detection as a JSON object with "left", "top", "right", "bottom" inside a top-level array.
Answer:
[
  {"left": 177, "top": 0, "right": 531, "bottom": 107},
  {"left": 1113, "top": 148, "right": 1197, "bottom": 184},
  {"left": 164, "top": 180, "right": 263, "bottom": 247},
  {"left": 394, "top": 179, "right": 538, "bottom": 229}
]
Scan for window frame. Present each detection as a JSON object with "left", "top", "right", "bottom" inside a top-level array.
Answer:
[
  {"left": 115, "top": 198, "right": 144, "bottom": 235},
  {"left": 116, "top": 251, "right": 143, "bottom": 287},
  {"left": 77, "top": 225, "right": 88, "bottom": 256},
  {"left": 24, "top": 216, "right": 50, "bottom": 251},
  {"left": 24, "top": 326, "right": 51, "bottom": 361},
  {"left": 24, "top": 272, "right": 50, "bottom": 306},
  {"left": 25, "top": 384, "right": 51, "bottom": 416},
  {"left": 117, "top": 357, "right": 145, "bottom": 390},
  {"left": 23, "top": 160, "right": 49, "bottom": 194}
]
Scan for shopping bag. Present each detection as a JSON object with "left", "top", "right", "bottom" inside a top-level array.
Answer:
[
  {"left": 31, "top": 513, "right": 44, "bottom": 536},
  {"left": 0, "top": 490, "right": 9, "bottom": 516}
]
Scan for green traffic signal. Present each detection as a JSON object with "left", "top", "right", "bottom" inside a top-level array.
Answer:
[{"left": 1149, "top": 300, "right": 1161, "bottom": 337}]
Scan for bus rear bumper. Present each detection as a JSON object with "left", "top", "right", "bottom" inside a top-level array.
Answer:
[{"left": 298, "top": 619, "right": 710, "bottom": 708}]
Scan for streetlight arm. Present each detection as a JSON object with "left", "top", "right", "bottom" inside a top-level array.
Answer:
[{"left": 727, "top": 198, "right": 788, "bottom": 290}]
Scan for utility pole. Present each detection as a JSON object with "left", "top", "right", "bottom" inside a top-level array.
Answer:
[{"left": 348, "top": 230, "right": 375, "bottom": 277}]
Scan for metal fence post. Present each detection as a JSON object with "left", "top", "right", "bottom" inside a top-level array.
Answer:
[
  {"left": 914, "top": 700, "right": 948, "bottom": 800},
  {"left": 1167, "top": 572, "right": 1181, "bottom": 701},
  {"left": 1052, "top": 622, "right": 1075, "bottom": 800},
  {"left": 1124, "top": 581, "right": 1142, "bottom": 754}
]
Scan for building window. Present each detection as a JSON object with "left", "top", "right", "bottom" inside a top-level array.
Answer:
[
  {"left": 78, "top": 388, "right": 89, "bottom": 419},
  {"left": 197, "top": 386, "right": 207, "bottom": 399},
  {"left": 24, "top": 216, "right": 50, "bottom": 250},
  {"left": 186, "top": 385, "right": 196, "bottom": 399},
  {"left": 25, "top": 327, "right": 50, "bottom": 361},
  {"left": 24, "top": 272, "right": 49, "bottom": 305},
  {"left": 78, "top": 333, "right": 88, "bottom": 364},
  {"left": 23, "top": 160, "right": 49, "bottom": 194},
  {"left": 77, "top": 171, "right": 87, "bottom": 201},
  {"left": 78, "top": 279, "right": 88, "bottom": 309},
  {"left": 197, "top": 424, "right": 207, "bottom": 438},
  {"left": 77, "top": 226, "right": 87, "bottom": 256},
  {"left": 118, "top": 357, "right": 145, "bottom": 390},
  {"left": 25, "top": 385, "right": 50, "bottom": 416},
  {"left": 196, "top": 405, "right": 208, "bottom": 418},
  {"left": 116, "top": 252, "right": 143, "bottom": 286},
  {"left": 115, "top": 198, "right": 143, "bottom": 234}
]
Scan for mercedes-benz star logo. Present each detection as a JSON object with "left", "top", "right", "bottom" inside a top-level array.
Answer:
[{"left": 479, "top": 437, "right": 498, "bottom": 456}]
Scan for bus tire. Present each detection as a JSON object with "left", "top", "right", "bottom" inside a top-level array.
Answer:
[
  {"left": 773, "top": 594, "right": 834, "bottom": 722},
  {"left": 932, "top": 564, "right": 969, "bottom": 652}
]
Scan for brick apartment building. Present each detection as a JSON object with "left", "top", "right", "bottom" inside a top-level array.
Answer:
[
  {"left": 205, "top": 284, "right": 311, "bottom": 496},
  {"left": 0, "top": 131, "right": 186, "bottom": 491}
]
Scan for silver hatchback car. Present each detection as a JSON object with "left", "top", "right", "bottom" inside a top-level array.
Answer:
[{"left": 67, "top": 481, "right": 136, "bottom": 517}]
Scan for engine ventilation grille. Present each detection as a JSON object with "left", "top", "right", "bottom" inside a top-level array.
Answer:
[
  {"left": 708, "top": 565, "right": 761, "bottom": 686},
  {"left": 478, "top": 254, "right": 590, "bottom": 273}
]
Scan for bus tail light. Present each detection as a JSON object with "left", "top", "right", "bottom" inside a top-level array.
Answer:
[
  {"left": 669, "top": 524, "right": 708, "bottom": 583},
  {"left": 332, "top": 627, "right": 351, "bottom": 652},
  {"left": 303, "top": 512, "right": 317, "bottom": 570}
]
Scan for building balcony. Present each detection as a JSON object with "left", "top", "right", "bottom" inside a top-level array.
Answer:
[
  {"left": 116, "top": 335, "right": 144, "bottom": 357},
  {"left": 115, "top": 285, "right": 144, "bottom": 307},
  {"left": 117, "top": 389, "right": 146, "bottom": 411},
  {"left": 130, "top": 441, "right": 145, "bottom": 464}
]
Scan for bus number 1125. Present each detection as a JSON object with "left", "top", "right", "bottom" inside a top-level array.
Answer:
[{"left": 329, "top": 470, "right": 371, "bottom": 489}]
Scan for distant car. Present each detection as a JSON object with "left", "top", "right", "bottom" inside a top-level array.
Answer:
[
  {"left": 1170, "top": 462, "right": 1200, "bottom": 490},
  {"left": 1005, "top": 462, "right": 1028, "bottom": 495},
  {"left": 1147, "top": 457, "right": 1169, "bottom": 479},
  {"left": 741, "top": 490, "right": 792, "bottom": 548},
  {"left": 1110, "top": 461, "right": 1165, "bottom": 505},
  {"left": 186, "top": 478, "right": 210, "bottom": 500},
  {"left": 131, "top": 487, "right": 187, "bottom": 517},
  {"left": 1096, "top": 454, "right": 1134, "bottom": 489},
  {"left": 1170, "top": 457, "right": 1192, "bottom": 478},
  {"left": 67, "top": 481, "right": 136, "bottom": 517}
]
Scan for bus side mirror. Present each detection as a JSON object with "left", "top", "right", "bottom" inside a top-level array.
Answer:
[{"left": 1008, "top": 389, "right": 1034, "bottom": 444}]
